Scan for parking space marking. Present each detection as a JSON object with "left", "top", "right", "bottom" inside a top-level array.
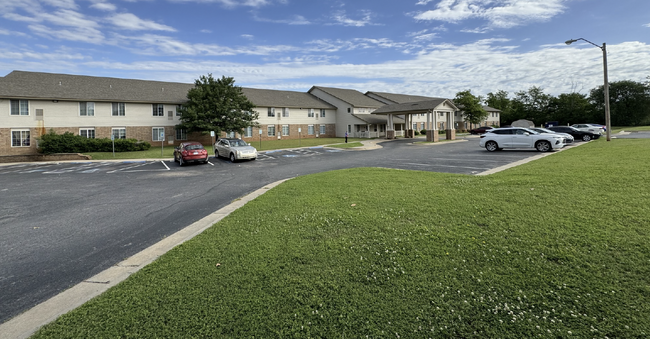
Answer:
[{"left": 401, "top": 162, "right": 490, "bottom": 170}]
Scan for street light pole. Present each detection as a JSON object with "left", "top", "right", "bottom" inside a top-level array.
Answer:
[{"left": 565, "top": 38, "right": 611, "bottom": 141}]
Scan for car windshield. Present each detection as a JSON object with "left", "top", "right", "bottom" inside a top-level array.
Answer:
[
  {"left": 185, "top": 144, "right": 204, "bottom": 150},
  {"left": 230, "top": 140, "right": 248, "bottom": 147}
]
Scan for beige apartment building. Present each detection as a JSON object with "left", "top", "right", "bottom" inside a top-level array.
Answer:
[{"left": 1, "top": 71, "right": 500, "bottom": 156}]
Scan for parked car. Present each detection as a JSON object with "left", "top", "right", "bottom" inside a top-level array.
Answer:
[
  {"left": 479, "top": 127, "right": 566, "bottom": 152},
  {"left": 547, "top": 126, "right": 601, "bottom": 141},
  {"left": 174, "top": 142, "right": 209, "bottom": 166},
  {"left": 529, "top": 127, "right": 574, "bottom": 144},
  {"left": 571, "top": 124, "right": 605, "bottom": 135},
  {"left": 470, "top": 126, "right": 494, "bottom": 135},
  {"left": 215, "top": 138, "right": 258, "bottom": 162}
]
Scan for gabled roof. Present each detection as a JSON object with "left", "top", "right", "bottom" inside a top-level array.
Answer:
[
  {"left": 0, "top": 70, "right": 193, "bottom": 103},
  {"left": 241, "top": 88, "right": 334, "bottom": 109},
  {"left": 372, "top": 99, "right": 458, "bottom": 115},
  {"left": 365, "top": 91, "right": 445, "bottom": 104},
  {"left": 308, "top": 86, "right": 384, "bottom": 108}
]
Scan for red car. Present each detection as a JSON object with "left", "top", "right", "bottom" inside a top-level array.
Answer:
[{"left": 173, "top": 142, "right": 209, "bottom": 166}]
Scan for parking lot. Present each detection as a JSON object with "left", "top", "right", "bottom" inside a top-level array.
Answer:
[{"left": 0, "top": 137, "right": 576, "bottom": 324}]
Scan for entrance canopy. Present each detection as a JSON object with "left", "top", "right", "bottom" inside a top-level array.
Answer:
[{"left": 372, "top": 99, "right": 458, "bottom": 139}]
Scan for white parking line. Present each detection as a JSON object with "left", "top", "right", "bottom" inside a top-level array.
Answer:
[{"left": 161, "top": 161, "right": 170, "bottom": 170}]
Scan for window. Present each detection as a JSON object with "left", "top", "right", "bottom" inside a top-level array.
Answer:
[
  {"left": 176, "top": 129, "right": 187, "bottom": 140},
  {"left": 112, "top": 102, "right": 125, "bottom": 116},
  {"left": 413, "top": 123, "right": 417, "bottom": 130},
  {"left": 153, "top": 104, "right": 164, "bottom": 116},
  {"left": 320, "top": 109, "right": 326, "bottom": 118},
  {"left": 79, "top": 102, "right": 95, "bottom": 116},
  {"left": 308, "top": 125, "right": 314, "bottom": 135},
  {"left": 282, "top": 108, "right": 290, "bottom": 118},
  {"left": 347, "top": 108, "right": 351, "bottom": 113},
  {"left": 282, "top": 125, "right": 290, "bottom": 136},
  {"left": 226, "top": 131, "right": 235, "bottom": 138},
  {"left": 176, "top": 105, "right": 183, "bottom": 117},
  {"left": 308, "top": 109, "right": 314, "bottom": 118},
  {"left": 319, "top": 125, "right": 326, "bottom": 135},
  {"left": 152, "top": 127, "right": 165, "bottom": 141},
  {"left": 267, "top": 107, "right": 275, "bottom": 117},
  {"left": 11, "top": 130, "right": 30, "bottom": 147},
  {"left": 244, "top": 126, "right": 253, "bottom": 138},
  {"left": 10, "top": 100, "right": 29, "bottom": 116},
  {"left": 347, "top": 125, "right": 351, "bottom": 133},
  {"left": 79, "top": 128, "right": 95, "bottom": 138},
  {"left": 267, "top": 125, "right": 276, "bottom": 136},
  {"left": 112, "top": 128, "right": 126, "bottom": 139}
]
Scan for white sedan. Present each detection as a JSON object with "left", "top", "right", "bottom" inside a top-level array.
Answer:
[
  {"left": 479, "top": 127, "right": 566, "bottom": 152},
  {"left": 215, "top": 138, "right": 258, "bottom": 162},
  {"left": 571, "top": 124, "right": 605, "bottom": 135}
]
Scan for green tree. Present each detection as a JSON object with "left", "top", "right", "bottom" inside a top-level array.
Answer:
[
  {"left": 177, "top": 74, "right": 258, "bottom": 135},
  {"left": 485, "top": 90, "right": 512, "bottom": 124},
  {"left": 510, "top": 86, "right": 551, "bottom": 125},
  {"left": 454, "top": 90, "right": 488, "bottom": 128},
  {"left": 589, "top": 80, "right": 650, "bottom": 126},
  {"left": 548, "top": 92, "right": 595, "bottom": 125}
]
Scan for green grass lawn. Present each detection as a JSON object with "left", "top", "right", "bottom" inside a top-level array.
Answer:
[
  {"left": 84, "top": 138, "right": 366, "bottom": 160},
  {"left": 34, "top": 139, "right": 650, "bottom": 338},
  {"left": 328, "top": 142, "right": 364, "bottom": 149}
]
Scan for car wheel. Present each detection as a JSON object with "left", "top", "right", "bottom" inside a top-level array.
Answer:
[
  {"left": 582, "top": 134, "right": 592, "bottom": 141},
  {"left": 485, "top": 141, "right": 499, "bottom": 152},
  {"left": 230, "top": 153, "right": 236, "bottom": 162},
  {"left": 173, "top": 154, "right": 177, "bottom": 163},
  {"left": 179, "top": 157, "right": 184, "bottom": 166},
  {"left": 535, "top": 140, "right": 551, "bottom": 152},
  {"left": 215, "top": 150, "right": 219, "bottom": 158}
]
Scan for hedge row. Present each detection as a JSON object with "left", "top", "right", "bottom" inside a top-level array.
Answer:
[{"left": 38, "top": 131, "right": 151, "bottom": 154}]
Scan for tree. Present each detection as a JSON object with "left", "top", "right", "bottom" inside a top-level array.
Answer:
[
  {"left": 176, "top": 74, "right": 258, "bottom": 136},
  {"left": 454, "top": 90, "right": 488, "bottom": 128},
  {"left": 485, "top": 90, "right": 512, "bottom": 124},
  {"left": 510, "top": 86, "right": 551, "bottom": 126},
  {"left": 547, "top": 92, "right": 595, "bottom": 125},
  {"left": 589, "top": 80, "right": 650, "bottom": 126}
]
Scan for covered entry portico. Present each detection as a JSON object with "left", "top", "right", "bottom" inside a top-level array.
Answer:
[{"left": 371, "top": 99, "right": 459, "bottom": 141}]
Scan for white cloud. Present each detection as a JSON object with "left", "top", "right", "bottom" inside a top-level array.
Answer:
[
  {"left": 41, "top": 0, "right": 77, "bottom": 9},
  {"left": 29, "top": 24, "right": 105, "bottom": 44},
  {"left": 330, "top": 10, "right": 377, "bottom": 27},
  {"left": 201, "top": 29, "right": 212, "bottom": 33},
  {"left": 241, "top": 34, "right": 254, "bottom": 39},
  {"left": 644, "top": 23, "right": 650, "bottom": 27},
  {"left": 106, "top": 13, "right": 176, "bottom": 31},
  {"left": 415, "top": 0, "right": 567, "bottom": 29},
  {"left": 91, "top": 3, "right": 117, "bottom": 11},
  {"left": 39, "top": 9, "right": 100, "bottom": 29},
  {"left": 253, "top": 14, "right": 310, "bottom": 25},
  {"left": 169, "top": 0, "right": 272, "bottom": 8}
]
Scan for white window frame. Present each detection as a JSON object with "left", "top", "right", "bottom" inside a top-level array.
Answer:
[
  {"left": 112, "top": 128, "right": 126, "bottom": 140},
  {"left": 226, "top": 131, "right": 235, "bottom": 138},
  {"left": 152, "top": 127, "right": 165, "bottom": 141},
  {"left": 11, "top": 129, "right": 30, "bottom": 147},
  {"left": 79, "top": 128, "right": 95, "bottom": 139},
  {"left": 282, "top": 108, "right": 290, "bottom": 118},
  {"left": 176, "top": 105, "right": 183, "bottom": 117},
  {"left": 308, "top": 125, "right": 314, "bottom": 135},
  {"left": 79, "top": 102, "right": 95, "bottom": 116},
  {"left": 10, "top": 100, "right": 29, "bottom": 116},
  {"left": 244, "top": 126, "right": 253, "bottom": 138},
  {"left": 308, "top": 109, "right": 314, "bottom": 118},
  {"left": 267, "top": 125, "right": 276, "bottom": 137},
  {"left": 267, "top": 107, "right": 275, "bottom": 117},
  {"left": 319, "top": 125, "right": 326, "bottom": 135},
  {"left": 320, "top": 109, "right": 326, "bottom": 118},
  {"left": 282, "top": 125, "right": 290, "bottom": 136},
  {"left": 153, "top": 104, "right": 164, "bottom": 117},
  {"left": 176, "top": 129, "right": 187, "bottom": 141},
  {"left": 112, "top": 102, "right": 125, "bottom": 116}
]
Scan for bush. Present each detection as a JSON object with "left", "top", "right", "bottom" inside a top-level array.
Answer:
[
  {"left": 38, "top": 130, "right": 151, "bottom": 154},
  {"left": 414, "top": 130, "right": 420, "bottom": 136},
  {"left": 420, "top": 129, "right": 427, "bottom": 135}
]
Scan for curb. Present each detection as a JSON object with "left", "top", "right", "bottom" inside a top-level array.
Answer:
[
  {"left": 0, "top": 179, "right": 290, "bottom": 339},
  {"left": 475, "top": 142, "right": 583, "bottom": 176}
]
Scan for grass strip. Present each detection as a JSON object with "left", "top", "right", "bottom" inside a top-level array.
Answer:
[{"left": 34, "top": 139, "right": 650, "bottom": 338}]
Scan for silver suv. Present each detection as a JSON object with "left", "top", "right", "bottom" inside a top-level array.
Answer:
[{"left": 479, "top": 127, "right": 566, "bottom": 152}]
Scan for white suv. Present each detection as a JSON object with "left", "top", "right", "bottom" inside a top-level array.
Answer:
[
  {"left": 571, "top": 124, "right": 605, "bottom": 135},
  {"left": 479, "top": 127, "right": 566, "bottom": 152}
]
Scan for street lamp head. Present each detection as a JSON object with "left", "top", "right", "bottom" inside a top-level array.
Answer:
[{"left": 565, "top": 39, "right": 578, "bottom": 45}]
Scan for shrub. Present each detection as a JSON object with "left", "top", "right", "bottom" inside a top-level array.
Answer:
[
  {"left": 414, "top": 130, "right": 420, "bottom": 136},
  {"left": 38, "top": 130, "right": 151, "bottom": 154},
  {"left": 420, "top": 129, "right": 427, "bottom": 135}
]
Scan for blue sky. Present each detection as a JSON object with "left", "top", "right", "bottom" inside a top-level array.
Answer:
[{"left": 1, "top": 0, "right": 649, "bottom": 98}]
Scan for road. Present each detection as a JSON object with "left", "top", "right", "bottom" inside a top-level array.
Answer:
[{"left": 0, "top": 138, "right": 548, "bottom": 324}]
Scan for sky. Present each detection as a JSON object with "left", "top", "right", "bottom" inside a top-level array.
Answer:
[{"left": 1, "top": 0, "right": 649, "bottom": 99}]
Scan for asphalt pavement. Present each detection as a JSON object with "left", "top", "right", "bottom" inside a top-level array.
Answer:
[{"left": 0, "top": 136, "right": 583, "bottom": 336}]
